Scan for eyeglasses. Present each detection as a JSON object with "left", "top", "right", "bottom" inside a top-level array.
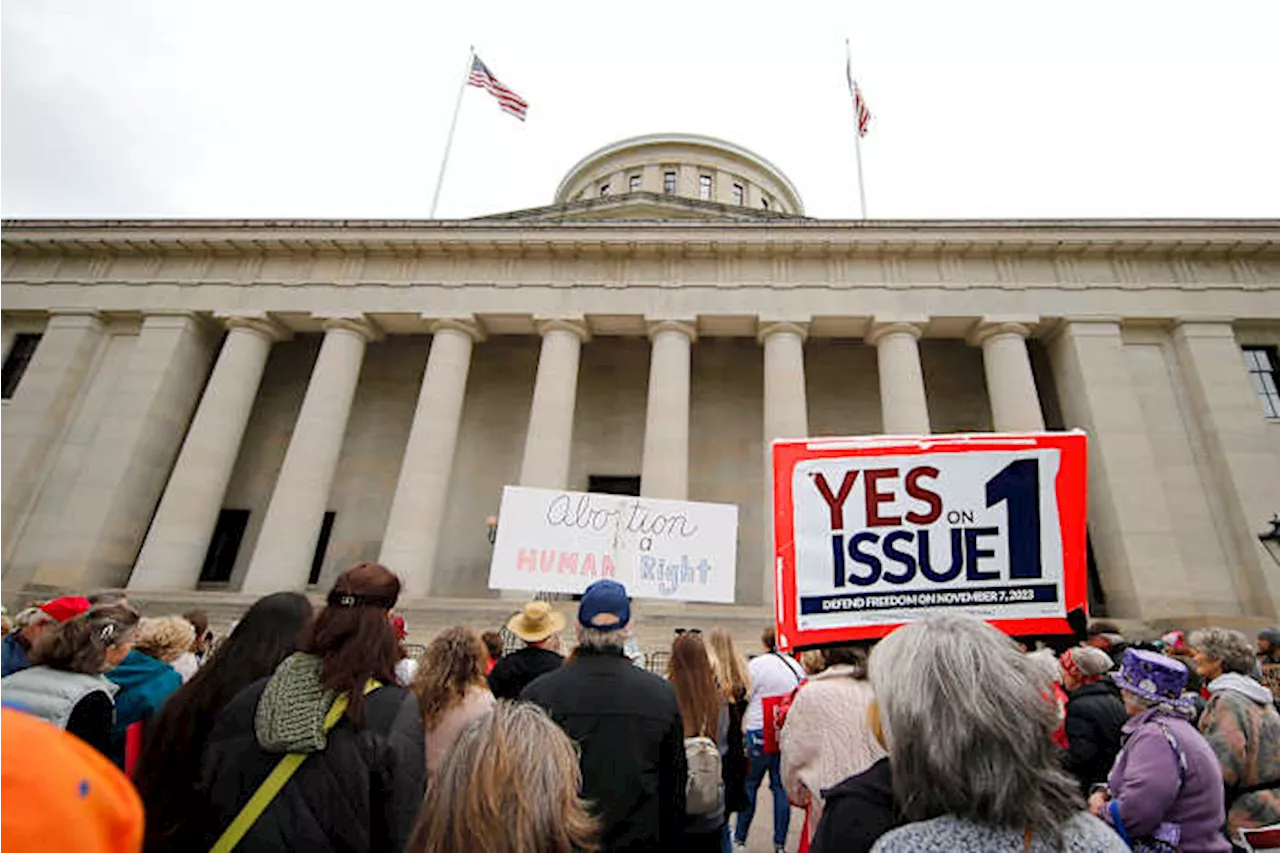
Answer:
[{"left": 674, "top": 628, "right": 702, "bottom": 636}]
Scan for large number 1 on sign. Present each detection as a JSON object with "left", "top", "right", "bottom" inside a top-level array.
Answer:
[{"left": 985, "top": 459, "right": 1042, "bottom": 579}]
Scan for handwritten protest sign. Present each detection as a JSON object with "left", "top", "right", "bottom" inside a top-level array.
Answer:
[
  {"left": 772, "top": 432, "right": 1087, "bottom": 650},
  {"left": 488, "top": 486, "right": 738, "bottom": 603}
]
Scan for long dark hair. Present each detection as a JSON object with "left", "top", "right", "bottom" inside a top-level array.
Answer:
[
  {"left": 298, "top": 562, "right": 402, "bottom": 725},
  {"left": 668, "top": 633, "right": 722, "bottom": 738},
  {"left": 135, "top": 592, "right": 313, "bottom": 853}
]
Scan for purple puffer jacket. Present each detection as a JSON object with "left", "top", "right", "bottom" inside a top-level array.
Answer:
[{"left": 1103, "top": 707, "right": 1230, "bottom": 852}]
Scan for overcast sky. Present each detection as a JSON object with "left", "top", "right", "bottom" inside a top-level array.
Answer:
[{"left": 4, "top": 0, "right": 1278, "bottom": 221}]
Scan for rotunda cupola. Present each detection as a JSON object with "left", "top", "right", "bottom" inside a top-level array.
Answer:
[{"left": 552, "top": 133, "right": 804, "bottom": 218}]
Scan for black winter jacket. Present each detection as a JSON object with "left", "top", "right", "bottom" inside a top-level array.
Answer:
[
  {"left": 811, "top": 757, "right": 901, "bottom": 853},
  {"left": 488, "top": 646, "right": 564, "bottom": 700},
  {"left": 197, "top": 676, "right": 426, "bottom": 852},
  {"left": 522, "top": 646, "right": 687, "bottom": 852},
  {"left": 723, "top": 689, "right": 749, "bottom": 814},
  {"left": 1062, "top": 680, "right": 1128, "bottom": 793}
]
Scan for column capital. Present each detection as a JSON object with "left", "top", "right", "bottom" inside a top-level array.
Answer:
[
  {"left": 45, "top": 308, "right": 104, "bottom": 328},
  {"left": 317, "top": 313, "right": 382, "bottom": 342},
  {"left": 428, "top": 317, "right": 487, "bottom": 342},
  {"left": 1170, "top": 318, "right": 1239, "bottom": 340},
  {"left": 757, "top": 321, "right": 808, "bottom": 345},
  {"left": 216, "top": 312, "right": 293, "bottom": 342},
  {"left": 866, "top": 318, "right": 927, "bottom": 347},
  {"left": 535, "top": 318, "right": 591, "bottom": 342},
  {"left": 1045, "top": 316, "right": 1124, "bottom": 344},
  {"left": 646, "top": 320, "right": 698, "bottom": 343},
  {"left": 140, "top": 310, "right": 204, "bottom": 331},
  {"left": 967, "top": 317, "right": 1037, "bottom": 347},
  {"left": 1057, "top": 315, "right": 1125, "bottom": 330}
]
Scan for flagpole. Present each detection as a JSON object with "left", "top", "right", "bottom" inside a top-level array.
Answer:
[
  {"left": 853, "top": 101, "right": 868, "bottom": 220},
  {"left": 846, "top": 39, "right": 868, "bottom": 220},
  {"left": 429, "top": 45, "right": 474, "bottom": 219}
]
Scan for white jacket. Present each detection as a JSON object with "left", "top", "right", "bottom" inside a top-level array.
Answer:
[{"left": 780, "top": 664, "right": 885, "bottom": 829}]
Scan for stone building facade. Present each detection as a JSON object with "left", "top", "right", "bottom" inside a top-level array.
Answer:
[{"left": 2, "top": 133, "right": 1279, "bottom": 627}]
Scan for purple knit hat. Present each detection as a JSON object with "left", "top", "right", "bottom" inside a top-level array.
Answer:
[{"left": 1111, "top": 648, "right": 1194, "bottom": 708}]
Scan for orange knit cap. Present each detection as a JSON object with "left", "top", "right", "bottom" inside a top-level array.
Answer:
[{"left": 1, "top": 707, "right": 144, "bottom": 853}]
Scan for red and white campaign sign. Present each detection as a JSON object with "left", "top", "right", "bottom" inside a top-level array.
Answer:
[{"left": 772, "top": 432, "right": 1087, "bottom": 650}]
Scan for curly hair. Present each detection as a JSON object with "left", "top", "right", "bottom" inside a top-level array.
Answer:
[
  {"left": 133, "top": 616, "right": 197, "bottom": 663},
  {"left": 1189, "top": 627, "right": 1257, "bottom": 676},
  {"left": 414, "top": 626, "right": 488, "bottom": 730}
]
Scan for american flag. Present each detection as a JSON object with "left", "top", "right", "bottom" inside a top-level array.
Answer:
[
  {"left": 845, "top": 52, "right": 871, "bottom": 137},
  {"left": 852, "top": 83, "right": 871, "bottom": 137},
  {"left": 468, "top": 55, "right": 529, "bottom": 121}
]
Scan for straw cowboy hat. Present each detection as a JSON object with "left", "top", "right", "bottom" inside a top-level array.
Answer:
[{"left": 507, "top": 601, "right": 566, "bottom": 643}]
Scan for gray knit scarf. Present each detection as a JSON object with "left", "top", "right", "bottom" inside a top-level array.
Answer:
[{"left": 254, "top": 653, "right": 337, "bottom": 754}]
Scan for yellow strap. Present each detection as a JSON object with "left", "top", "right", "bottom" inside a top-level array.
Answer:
[{"left": 210, "top": 680, "right": 381, "bottom": 853}]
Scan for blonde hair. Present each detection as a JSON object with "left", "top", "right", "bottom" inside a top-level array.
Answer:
[
  {"left": 133, "top": 616, "right": 196, "bottom": 664},
  {"left": 706, "top": 628, "right": 750, "bottom": 702},
  {"left": 408, "top": 701, "right": 598, "bottom": 853},
  {"left": 413, "top": 627, "right": 488, "bottom": 730},
  {"left": 801, "top": 649, "right": 827, "bottom": 675}
]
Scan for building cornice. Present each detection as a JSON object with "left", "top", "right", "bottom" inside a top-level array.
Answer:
[{"left": 3, "top": 219, "right": 1277, "bottom": 258}]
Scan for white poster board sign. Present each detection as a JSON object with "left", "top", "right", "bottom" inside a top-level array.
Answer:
[{"left": 488, "top": 486, "right": 738, "bottom": 603}]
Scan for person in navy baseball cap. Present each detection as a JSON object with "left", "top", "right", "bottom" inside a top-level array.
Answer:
[
  {"left": 577, "top": 579, "right": 631, "bottom": 632},
  {"left": 523, "top": 577, "right": 686, "bottom": 851}
]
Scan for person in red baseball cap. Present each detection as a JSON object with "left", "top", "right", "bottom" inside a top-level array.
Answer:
[{"left": 1, "top": 595, "right": 91, "bottom": 677}]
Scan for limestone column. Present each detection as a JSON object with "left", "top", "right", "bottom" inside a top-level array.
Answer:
[
  {"left": 2, "top": 310, "right": 104, "bottom": 562},
  {"left": 970, "top": 319, "right": 1046, "bottom": 432},
  {"left": 641, "top": 321, "right": 696, "bottom": 500},
  {"left": 518, "top": 320, "right": 589, "bottom": 490},
  {"left": 761, "top": 323, "right": 809, "bottom": 445},
  {"left": 1172, "top": 321, "right": 1280, "bottom": 617},
  {"left": 241, "top": 315, "right": 380, "bottom": 593},
  {"left": 380, "top": 319, "right": 484, "bottom": 598},
  {"left": 760, "top": 322, "right": 809, "bottom": 610},
  {"left": 1047, "top": 318, "right": 1185, "bottom": 619},
  {"left": 129, "top": 313, "right": 290, "bottom": 591},
  {"left": 867, "top": 320, "right": 931, "bottom": 435},
  {"left": 28, "top": 312, "right": 216, "bottom": 589},
  {"left": 1, "top": 319, "right": 15, "bottom": 364}
]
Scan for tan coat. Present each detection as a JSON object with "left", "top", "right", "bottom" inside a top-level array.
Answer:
[
  {"left": 780, "top": 664, "right": 885, "bottom": 832},
  {"left": 425, "top": 684, "right": 495, "bottom": 776}
]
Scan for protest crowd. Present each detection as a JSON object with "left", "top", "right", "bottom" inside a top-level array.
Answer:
[{"left": 2, "top": 564, "right": 1280, "bottom": 852}]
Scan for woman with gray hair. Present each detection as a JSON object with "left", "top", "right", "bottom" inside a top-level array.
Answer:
[
  {"left": 1189, "top": 627, "right": 1280, "bottom": 838},
  {"left": 868, "top": 614, "right": 1127, "bottom": 852}
]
